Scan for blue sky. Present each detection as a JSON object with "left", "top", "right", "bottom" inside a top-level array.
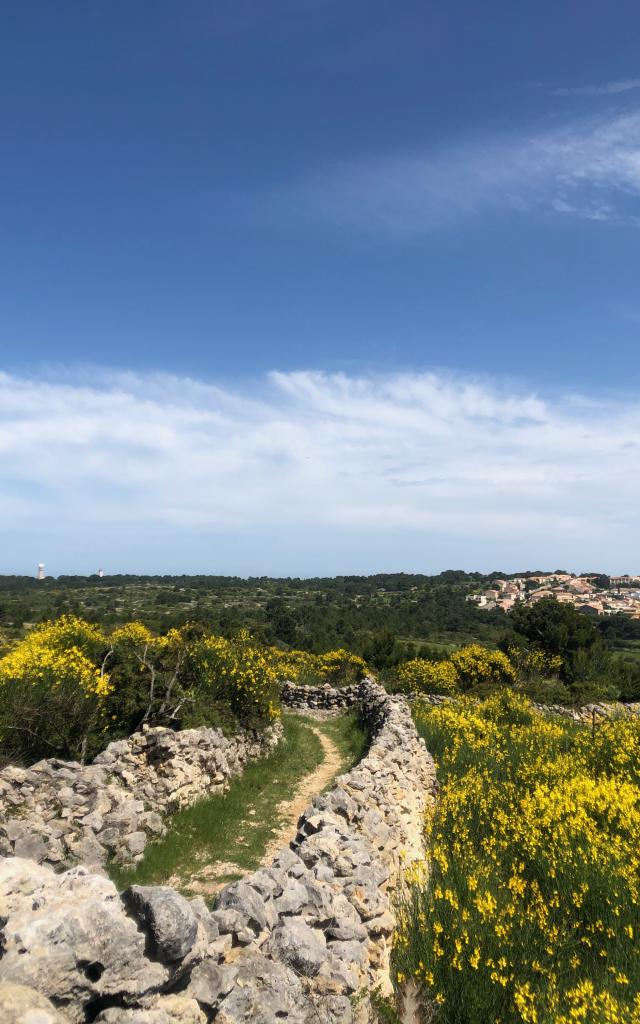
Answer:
[{"left": 1, "top": 1, "right": 640, "bottom": 575}]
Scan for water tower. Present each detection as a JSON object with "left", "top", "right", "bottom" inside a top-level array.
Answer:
[{"left": 37, "top": 563, "right": 46, "bottom": 581}]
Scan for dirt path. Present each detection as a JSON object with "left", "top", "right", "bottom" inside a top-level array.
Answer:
[
  {"left": 170, "top": 720, "right": 346, "bottom": 898},
  {"left": 260, "top": 724, "right": 343, "bottom": 866}
]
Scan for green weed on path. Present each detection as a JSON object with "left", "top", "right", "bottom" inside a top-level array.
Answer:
[{"left": 109, "top": 710, "right": 366, "bottom": 898}]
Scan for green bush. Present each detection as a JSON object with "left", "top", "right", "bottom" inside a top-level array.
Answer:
[{"left": 516, "top": 677, "right": 573, "bottom": 704}]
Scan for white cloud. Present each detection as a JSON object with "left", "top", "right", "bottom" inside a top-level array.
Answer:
[
  {"left": 271, "top": 108, "right": 640, "bottom": 234},
  {"left": 1, "top": 368, "right": 639, "bottom": 570},
  {"left": 553, "top": 79, "right": 640, "bottom": 96}
]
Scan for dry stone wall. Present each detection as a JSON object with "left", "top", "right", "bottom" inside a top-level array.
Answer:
[
  {"left": 0, "top": 679, "right": 437, "bottom": 1024},
  {"left": 0, "top": 721, "right": 282, "bottom": 872},
  {"left": 405, "top": 690, "right": 640, "bottom": 720},
  {"left": 280, "top": 682, "right": 361, "bottom": 711},
  {"left": 533, "top": 699, "right": 640, "bottom": 720}
]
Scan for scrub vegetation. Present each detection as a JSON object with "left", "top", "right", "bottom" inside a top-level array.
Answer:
[
  {"left": 2, "top": 583, "right": 639, "bottom": 767},
  {"left": 1, "top": 572, "right": 638, "bottom": 702},
  {"left": 394, "top": 693, "right": 640, "bottom": 1024},
  {"left": 0, "top": 571, "right": 514, "bottom": 657},
  {"left": 0, "top": 615, "right": 366, "bottom": 764}
]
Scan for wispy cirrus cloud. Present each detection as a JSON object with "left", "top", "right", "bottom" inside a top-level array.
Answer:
[
  {"left": 553, "top": 79, "right": 640, "bottom": 96},
  {"left": 1, "top": 368, "right": 639, "bottom": 572},
  {"left": 267, "top": 107, "right": 640, "bottom": 235}
]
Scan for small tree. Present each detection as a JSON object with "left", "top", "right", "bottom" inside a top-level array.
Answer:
[
  {"left": 106, "top": 622, "right": 191, "bottom": 734},
  {"left": 509, "top": 598, "right": 609, "bottom": 684},
  {"left": 506, "top": 644, "right": 564, "bottom": 680},
  {"left": 364, "top": 628, "right": 400, "bottom": 669}
]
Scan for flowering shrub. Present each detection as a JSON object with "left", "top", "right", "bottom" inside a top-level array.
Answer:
[
  {"left": 449, "top": 644, "right": 516, "bottom": 691},
  {"left": 395, "top": 658, "right": 460, "bottom": 695},
  {"left": 0, "top": 616, "right": 111, "bottom": 762},
  {"left": 0, "top": 619, "right": 287, "bottom": 763},
  {"left": 503, "top": 645, "right": 571, "bottom": 703},
  {"left": 316, "top": 648, "right": 368, "bottom": 685},
  {"left": 506, "top": 645, "right": 564, "bottom": 680},
  {"left": 268, "top": 648, "right": 315, "bottom": 681},
  {"left": 198, "top": 630, "right": 281, "bottom": 729},
  {"left": 0, "top": 616, "right": 378, "bottom": 762},
  {"left": 105, "top": 622, "right": 192, "bottom": 736},
  {"left": 572, "top": 715, "right": 640, "bottom": 788},
  {"left": 394, "top": 693, "right": 640, "bottom": 1023},
  {"left": 392, "top": 644, "right": 516, "bottom": 695},
  {"left": 268, "top": 646, "right": 368, "bottom": 687}
]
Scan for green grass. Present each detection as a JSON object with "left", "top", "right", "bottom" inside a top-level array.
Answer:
[
  {"left": 613, "top": 639, "right": 640, "bottom": 663},
  {"left": 320, "top": 707, "right": 368, "bottom": 769},
  {"left": 108, "top": 710, "right": 365, "bottom": 896},
  {"left": 397, "top": 635, "right": 500, "bottom": 655}
]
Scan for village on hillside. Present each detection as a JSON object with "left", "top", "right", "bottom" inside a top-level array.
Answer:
[{"left": 468, "top": 573, "right": 640, "bottom": 618}]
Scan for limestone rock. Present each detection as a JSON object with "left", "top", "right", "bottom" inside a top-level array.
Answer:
[
  {"left": 214, "top": 880, "right": 278, "bottom": 934},
  {"left": 0, "top": 859, "right": 167, "bottom": 1023},
  {"left": 266, "top": 918, "right": 327, "bottom": 977},
  {"left": 186, "top": 960, "right": 238, "bottom": 1010},
  {"left": 96, "top": 995, "right": 206, "bottom": 1023},
  {"left": 216, "top": 952, "right": 303, "bottom": 1024},
  {"left": 123, "top": 886, "right": 198, "bottom": 963},
  {"left": 0, "top": 982, "right": 71, "bottom": 1024}
]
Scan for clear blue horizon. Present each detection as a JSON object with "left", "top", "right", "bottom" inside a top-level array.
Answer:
[{"left": 2, "top": 2, "right": 640, "bottom": 575}]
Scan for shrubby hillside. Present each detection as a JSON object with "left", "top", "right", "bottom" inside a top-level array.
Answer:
[
  {"left": 0, "top": 571, "right": 508, "bottom": 659},
  {"left": 2, "top": 585, "right": 640, "bottom": 767},
  {"left": 0, "top": 616, "right": 365, "bottom": 765},
  {"left": 1, "top": 573, "right": 638, "bottom": 690}
]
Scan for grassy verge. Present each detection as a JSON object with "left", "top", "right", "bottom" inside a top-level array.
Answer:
[{"left": 109, "top": 710, "right": 365, "bottom": 896}]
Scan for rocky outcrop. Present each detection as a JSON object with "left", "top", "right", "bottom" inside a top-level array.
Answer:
[
  {"left": 0, "top": 858, "right": 167, "bottom": 1021},
  {"left": 0, "top": 721, "right": 282, "bottom": 872},
  {"left": 0, "top": 680, "right": 436, "bottom": 1023}
]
